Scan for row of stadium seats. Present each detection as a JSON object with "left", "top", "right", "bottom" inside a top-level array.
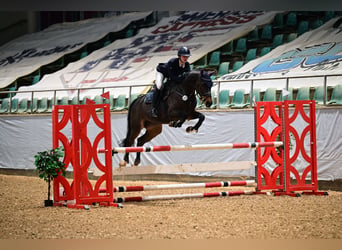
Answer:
[
  {"left": 194, "top": 11, "right": 340, "bottom": 76},
  {"left": 1, "top": 84, "right": 342, "bottom": 114},
  {"left": 197, "top": 84, "right": 342, "bottom": 109},
  {"left": 0, "top": 93, "right": 139, "bottom": 114}
]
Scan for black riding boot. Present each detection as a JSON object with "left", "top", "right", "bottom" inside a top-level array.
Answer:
[{"left": 151, "top": 88, "right": 161, "bottom": 118}]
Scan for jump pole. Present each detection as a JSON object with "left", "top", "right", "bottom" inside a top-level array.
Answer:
[
  {"left": 114, "top": 190, "right": 255, "bottom": 203},
  {"left": 99, "top": 180, "right": 256, "bottom": 193},
  {"left": 97, "top": 141, "right": 283, "bottom": 154}
]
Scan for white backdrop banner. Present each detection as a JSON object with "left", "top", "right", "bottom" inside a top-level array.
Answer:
[
  {"left": 0, "top": 11, "right": 152, "bottom": 89},
  {"left": 15, "top": 11, "right": 280, "bottom": 100},
  {"left": 0, "top": 109, "right": 342, "bottom": 181}
]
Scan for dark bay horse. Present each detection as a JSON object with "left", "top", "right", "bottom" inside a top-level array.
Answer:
[{"left": 119, "top": 70, "right": 214, "bottom": 166}]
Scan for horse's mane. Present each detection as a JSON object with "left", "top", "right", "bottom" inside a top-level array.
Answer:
[{"left": 164, "top": 69, "right": 213, "bottom": 93}]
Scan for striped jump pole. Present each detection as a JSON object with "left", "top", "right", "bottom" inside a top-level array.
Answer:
[
  {"left": 114, "top": 190, "right": 255, "bottom": 203},
  {"left": 97, "top": 141, "right": 283, "bottom": 154},
  {"left": 99, "top": 180, "right": 256, "bottom": 193}
]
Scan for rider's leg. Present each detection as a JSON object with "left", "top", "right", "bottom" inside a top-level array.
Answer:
[{"left": 151, "top": 72, "right": 164, "bottom": 117}]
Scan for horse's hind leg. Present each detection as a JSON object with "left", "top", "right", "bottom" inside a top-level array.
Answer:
[
  {"left": 134, "top": 124, "right": 162, "bottom": 166},
  {"left": 120, "top": 124, "right": 143, "bottom": 167}
]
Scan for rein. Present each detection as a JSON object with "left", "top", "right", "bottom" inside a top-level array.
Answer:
[{"left": 166, "top": 71, "right": 212, "bottom": 103}]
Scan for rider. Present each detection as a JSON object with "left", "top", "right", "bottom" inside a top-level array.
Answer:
[{"left": 151, "top": 46, "right": 191, "bottom": 118}]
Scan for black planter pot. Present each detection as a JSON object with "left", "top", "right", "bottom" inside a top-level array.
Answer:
[{"left": 44, "top": 199, "right": 54, "bottom": 207}]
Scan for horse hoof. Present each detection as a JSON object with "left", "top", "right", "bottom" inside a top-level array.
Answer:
[
  {"left": 119, "top": 160, "right": 127, "bottom": 167},
  {"left": 186, "top": 126, "right": 198, "bottom": 133},
  {"left": 169, "top": 121, "right": 176, "bottom": 127}
]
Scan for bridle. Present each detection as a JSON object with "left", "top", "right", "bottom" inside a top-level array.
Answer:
[{"left": 197, "top": 75, "right": 213, "bottom": 102}]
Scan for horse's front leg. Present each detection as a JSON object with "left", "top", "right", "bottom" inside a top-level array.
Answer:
[
  {"left": 168, "top": 112, "right": 188, "bottom": 128},
  {"left": 185, "top": 111, "right": 205, "bottom": 133}
]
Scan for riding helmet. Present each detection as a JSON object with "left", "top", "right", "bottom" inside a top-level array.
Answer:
[{"left": 177, "top": 46, "right": 191, "bottom": 57}]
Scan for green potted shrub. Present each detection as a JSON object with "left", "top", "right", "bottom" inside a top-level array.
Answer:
[{"left": 34, "top": 146, "right": 66, "bottom": 207}]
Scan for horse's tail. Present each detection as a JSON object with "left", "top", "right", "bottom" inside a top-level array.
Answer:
[{"left": 119, "top": 97, "right": 139, "bottom": 147}]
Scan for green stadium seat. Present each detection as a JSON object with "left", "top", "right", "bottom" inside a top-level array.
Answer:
[
  {"left": 312, "top": 19, "right": 323, "bottom": 29},
  {"left": 59, "top": 96, "right": 69, "bottom": 105},
  {"left": 260, "top": 24, "right": 273, "bottom": 41},
  {"left": 104, "top": 95, "right": 115, "bottom": 110},
  {"left": 103, "top": 40, "right": 111, "bottom": 47},
  {"left": 296, "top": 87, "right": 310, "bottom": 100},
  {"left": 17, "top": 98, "right": 29, "bottom": 113},
  {"left": 297, "top": 21, "right": 309, "bottom": 36},
  {"left": 126, "top": 28, "right": 135, "bottom": 38},
  {"left": 32, "top": 74, "right": 41, "bottom": 85},
  {"left": 29, "top": 98, "right": 38, "bottom": 113},
  {"left": 94, "top": 95, "right": 104, "bottom": 104},
  {"left": 272, "top": 34, "right": 284, "bottom": 49},
  {"left": 6, "top": 85, "right": 17, "bottom": 98},
  {"left": 113, "top": 94, "right": 127, "bottom": 111},
  {"left": 216, "top": 62, "right": 230, "bottom": 78},
  {"left": 263, "top": 88, "right": 277, "bottom": 101},
  {"left": 80, "top": 51, "right": 88, "bottom": 59},
  {"left": 193, "top": 54, "right": 207, "bottom": 69},
  {"left": 235, "top": 38, "right": 247, "bottom": 53},
  {"left": 247, "top": 28, "right": 259, "bottom": 44},
  {"left": 0, "top": 98, "right": 9, "bottom": 114},
  {"left": 196, "top": 96, "right": 203, "bottom": 109},
  {"left": 210, "top": 90, "right": 216, "bottom": 108},
  {"left": 218, "top": 89, "right": 230, "bottom": 108},
  {"left": 245, "top": 48, "right": 257, "bottom": 63},
  {"left": 272, "top": 13, "right": 285, "bottom": 30},
  {"left": 220, "top": 41, "right": 234, "bottom": 56},
  {"left": 229, "top": 89, "right": 247, "bottom": 109},
  {"left": 10, "top": 98, "right": 18, "bottom": 113},
  {"left": 207, "top": 51, "right": 221, "bottom": 68},
  {"left": 286, "top": 33, "right": 298, "bottom": 43},
  {"left": 71, "top": 96, "right": 79, "bottom": 105},
  {"left": 129, "top": 93, "right": 139, "bottom": 104},
  {"left": 47, "top": 98, "right": 54, "bottom": 112},
  {"left": 286, "top": 12, "right": 297, "bottom": 28},
  {"left": 246, "top": 88, "right": 261, "bottom": 106},
  {"left": 324, "top": 11, "right": 335, "bottom": 22},
  {"left": 232, "top": 61, "right": 244, "bottom": 72},
  {"left": 260, "top": 47, "right": 271, "bottom": 57},
  {"left": 37, "top": 97, "right": 48, "bottom": 113},
  {"left": 313, "top": 86, "right": 325, "bottom": 105},
  {"left": 328, "top": 84, "right": 342, "bottom": 105},
  {"left": 82, "top": 96, "right": 91, "bottom": 104}
]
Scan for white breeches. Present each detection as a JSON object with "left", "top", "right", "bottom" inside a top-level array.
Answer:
[{"left": 155, "top": 71, "right": 164, "bottom": 89}]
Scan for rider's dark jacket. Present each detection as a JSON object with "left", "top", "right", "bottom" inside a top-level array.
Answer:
[{"left": 157, "top": 58, "right": 191, "bottom": 83}]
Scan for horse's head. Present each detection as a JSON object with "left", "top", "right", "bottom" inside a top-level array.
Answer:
[{"left": 196, "top": 70, "right": 213, "bottom": 108}]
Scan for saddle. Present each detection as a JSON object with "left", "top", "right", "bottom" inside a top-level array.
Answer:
[
  {"left": 144, "top": 84, "right": 172, "bottom": 104},
  {"left": 144, "top": 92, "right": 154, "bottom": 104}
]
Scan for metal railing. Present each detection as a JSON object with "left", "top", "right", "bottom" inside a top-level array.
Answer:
[
  {"left": 0, "top": 83, "right": 153, "bottom": 113},
  {"left": 214, "top": 73, "right": 342, "bottom": 108},
  {"left": 1, "top": 73, "right": 341, "bottom": 114}
]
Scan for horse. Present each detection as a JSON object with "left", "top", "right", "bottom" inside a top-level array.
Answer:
[{"left": 119, "top": 70, "right": 214, "bottom": 166}]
